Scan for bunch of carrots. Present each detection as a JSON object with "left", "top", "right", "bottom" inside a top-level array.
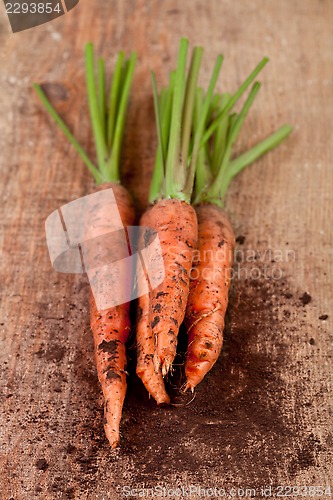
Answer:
[{"left": 34, "top": 38, "right": 292, "bottom": 448}]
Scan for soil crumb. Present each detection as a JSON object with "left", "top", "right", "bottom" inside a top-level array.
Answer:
[
  {"left": 35, "top": 458, "right": 49, "bottom": 471},
  {"left": 236, "top": 235, "right": 246, "bottom": 244},
  {"left": 300, "top": 292, "right": 312, "bottom": 306}
]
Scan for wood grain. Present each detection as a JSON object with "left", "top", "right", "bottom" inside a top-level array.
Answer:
[{"left": 0, "top": 0, "right": 332, "bottom": 498}]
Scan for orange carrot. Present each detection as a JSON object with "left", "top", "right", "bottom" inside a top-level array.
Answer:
[
  {"left": 184, "top": 69, "right": 292, "bottom": 390},
  {"left": 35, "top": 44, "right": 137, "bottom": 447},
  {"left": 141, "top": 199, "right": 198, "bottom": 377},
  {"left": 135, "top": 38, "right": 224, "bottom": 393},
  {"left": 87, "top": 182, "right": 135, "bottom": 447},
  {"left": 135, "top": 206, "right": 171, "bottom": 404},
  {"left": 185, "top": 204, "right": 235, "bottom": 391}
]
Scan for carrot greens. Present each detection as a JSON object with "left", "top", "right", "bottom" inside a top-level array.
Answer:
[
  {"left": 33, "top": 42, "right": 137, "bottom": 185},
  {"left": 193, "top": 77, "right": 293, "bottom": 205},
  {"left": 149, "top": 38, "right": 223, "bottom": 204},
  {"left": 149, "top": 41, "right": 292, "bottom": 208}
]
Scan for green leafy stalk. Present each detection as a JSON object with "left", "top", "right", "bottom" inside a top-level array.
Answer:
[
  {"left": 220, "top": 124, "right": 293, "bottom": 197},
  {"left": 192, "top": 87, "right": 212, "bottom": 197},
  {"left": 151, "top": 71, "right": 166, "bottom": 171},
  {"left": 165, "top": 37, "right": 189, "bottom": 199},
  {"left": 106, "top": 52, "right": 137, "bottom": 181},
  {"left": 180, "top": 47, "right": 204, "bottom": 168},
  {"left": 211, "top": 93, "right": 231, "bottom": 174},
  {"left": 183, "top": 53, "right": 224, "bottom": 196},
  {"left": 34, "top": 43, "right": 136, "bottom": 186},
  {"left": 202, "top": 57, "right": 269, "bottom": 144},
  {"left": 202, "top": 82, "right": 261, "bottom": 204},
  {"left": 98, "top": 57, "right": 106, "bottom": 141},
  {"left": 162, "top": 71, "right": 176, "bottom": 152},
  {"left": 149, "top": 71, "right": 175, "bottom": 203},
  {"left": 192, "top": 64, "right": 292, "bottom": 207},
  {"left": 107, "top": 51, "right": 124, "bottom": 150},
  {"left": 33, "top": 83, "right": 103, "bottom": 184},
  {"left": 85, "top": 42, "right": 108, "bottom": 175}
]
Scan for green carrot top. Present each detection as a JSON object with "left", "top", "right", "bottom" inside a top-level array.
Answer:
[
  {"left": 150, "top": 38, "right": 292, "bottom": 206},
  {"left": 149, "top": 38, "right": 222, "bottom": 204},
  {"left": 193, "top": 88, "right": 292, "bottom": 207},
  {"left": 33, "top": 42, "right": 137, "bottom": 185}
]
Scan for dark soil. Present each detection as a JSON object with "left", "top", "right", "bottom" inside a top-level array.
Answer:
[{"left": 299, "top": 292, "right": 312, "bottom": 306}]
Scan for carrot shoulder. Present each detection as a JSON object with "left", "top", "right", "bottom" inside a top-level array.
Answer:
[{"left": 185, "top": 204, "right": 235, "bottom": 391}]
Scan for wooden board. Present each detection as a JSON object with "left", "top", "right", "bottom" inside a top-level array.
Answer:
[{"left": 0, "top": 0, "right": 332, "bottom": 498}]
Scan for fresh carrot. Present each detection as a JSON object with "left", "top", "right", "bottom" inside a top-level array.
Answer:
[
  {"left": 137, "top": 41, "right": 276, "bottom": 401},
  {"left": 184, "top": 75, "right": 293, "bottom": 391},
  {"left": 138, "top": 197, "right": 198, "bottom": 378},
  {"left": 135, "top": 206, "right": 170, "bottom": 405},
  {"left": 185, "top": 204, "right": 235, "bottom": 390},
  {"left": 34, "top": 43, "right": 137, "bottom": 447},
  {"left": 136, "top": 38, "right": 228, "bottom": 400}
]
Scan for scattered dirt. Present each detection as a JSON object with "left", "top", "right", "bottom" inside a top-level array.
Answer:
[
  {"left": 299, "top": 292, "right": 312, "bottom": 306},
  {"left": 35, "top": 458, "right": 49, "bottom": 471},
  {"left": 26, "top": 271, "right": 313, "bottom": 496},
  {"left": 235, "top": 235, "right": 246, "bottom": 245}
]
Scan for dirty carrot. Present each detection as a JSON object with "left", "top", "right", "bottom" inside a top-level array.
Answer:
[
  {"left": 135, "top": 206, "right": 170, "bottom": 405},
  {"left": 136, "top": 38, "right": 230, "bottom": 399},
  {"left": 34, "top": 42, "right": 137, "bottom": 447},
  {"left": 135, "top": 39, "right": 198, "bottom": 400},
  {"left": 184, "top": 70, "right": 292, "bottom": 391}
]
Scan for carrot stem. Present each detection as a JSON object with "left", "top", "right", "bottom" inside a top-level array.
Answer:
[
  {"left": 184, "top": 54, "right": 224, "bottom": 197},
  {"left": 34, "top": 43, "right": 136, "bottom": 186},
  {"left": 98, "top": 57, "right": 106, "bottom": 143},
  {"left": 211, "top": 93, "right": 230, "bottom": 175},
  {"left": 220, "top": 124, "right": 293, "bottom": 197},
  {"left": 85, "top": 43, "right": 108, "bottom": 175},
  {"left": 33, "top": 83, "right": 103, "bottom": 184},
  {"left": 107, "top": 51, "right": 124, "bottom": 150},
  {"left": 165, "top": 37, "right": 189, "bottom": 199},
  {"left": 193, "top": 87, "right": 212, "bottom": 197},
  {"left": 149, "top": 71, "right": 175, "bottom": 203},
  {"left": 202, "top": 57, "right": 269, "bottom": 145},
  {"left": 203, "top": 81, "right": 261, "bottom": 204},
  {"left": 181, "top": 46, "right": 203, "bottom": 168},
  {"left": 105, "top": 52, "right": 137, "bottom": 181},
  {"left": 151, "top": 71, "right": 166, "bottom": 173}
]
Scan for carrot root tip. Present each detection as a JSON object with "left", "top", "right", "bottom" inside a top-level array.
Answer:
[
  {"left": 157, "top": 399, "right": 171, "bottom": 408},
  {"left": 162, "top": 358, "right": 172, "bottom": 377},
  {"left": 153, "top": 354, "right": 161, "bottom": 373},
  {"left": 183, "top": 381, "right": 195, "bottom": 393}
]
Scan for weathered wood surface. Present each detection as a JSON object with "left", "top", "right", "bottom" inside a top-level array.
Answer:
[{"left": 0, "top": 1, "right": 332, "bottom": 498}]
